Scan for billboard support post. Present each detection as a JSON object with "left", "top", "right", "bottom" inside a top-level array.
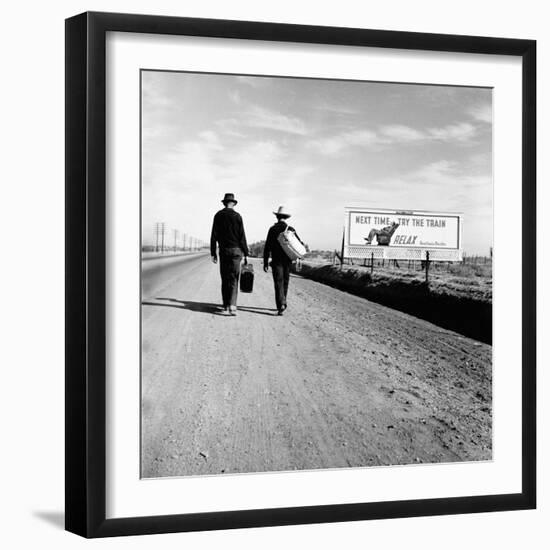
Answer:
[
  {"left": 425, "top": 250, "right": 430, "bottom": 283},
  {"left": 340, "top": 228, "right": 345, "bottom": 269},
  {"left": 370, "top": 252, "right": 374, "bottom": 275}
]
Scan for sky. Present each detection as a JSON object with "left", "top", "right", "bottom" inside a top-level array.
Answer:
[{"left": 141, "top": 70, "right": 492, "bottom": 255}]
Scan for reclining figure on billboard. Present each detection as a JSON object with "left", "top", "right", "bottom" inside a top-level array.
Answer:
[{"left": 364, "top": 222, "right": 400, "bottom": 246}]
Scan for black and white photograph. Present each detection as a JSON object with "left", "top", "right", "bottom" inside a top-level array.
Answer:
[
  {"left": 140, "top": 70, "right": 493, "bottom": 479},
  {"left": 1, "top": 0, "right": 544, "bottom": 544}
]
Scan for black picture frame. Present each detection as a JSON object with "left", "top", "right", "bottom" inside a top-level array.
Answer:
[{"left": 65, "top": 11, "right": 536, "bottom": 538}]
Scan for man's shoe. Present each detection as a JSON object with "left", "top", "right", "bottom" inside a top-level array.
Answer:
[
  {"left": 229, "top": 306, "right": 237, "bottom": 316},
  {"left": 277, "top": 309, "right": 284, "bottom": 316}
]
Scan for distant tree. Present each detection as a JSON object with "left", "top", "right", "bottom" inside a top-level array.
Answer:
[
  {"left": 248, "top": 240, "right": 266, "bottom": 257},
  {"left": 304, "top": 249, "right": 332, "bottom": 259}
]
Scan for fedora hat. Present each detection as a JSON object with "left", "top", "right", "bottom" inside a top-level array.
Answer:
[
  {"left": 221, "top": 193, "right": 238, "bottom": 205},
  {"left": 273, "top": 205, "right": 291, "bottom": 218}
]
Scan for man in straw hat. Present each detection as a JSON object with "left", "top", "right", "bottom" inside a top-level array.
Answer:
[
  {"left": 263, "top": 206, "right": 305, "bottom": 316},
  {"left": 210, "top": 193, "right": 249, "bottom": 316}
]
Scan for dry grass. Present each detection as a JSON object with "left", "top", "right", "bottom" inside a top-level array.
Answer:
[{"left": 304, "top": 261, "right": 492, "bottom": 303}]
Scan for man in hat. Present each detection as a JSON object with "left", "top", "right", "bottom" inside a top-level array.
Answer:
[
  {"left": 210, "top": 193, "right": 249, "bottom": 316},
  {"left": 263, "top": 206, "right": 305, "bottom": 316}
]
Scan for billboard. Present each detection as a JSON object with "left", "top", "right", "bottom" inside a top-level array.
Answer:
[{"left": 344, "top": 207, "right": 463, "bottom": 261}]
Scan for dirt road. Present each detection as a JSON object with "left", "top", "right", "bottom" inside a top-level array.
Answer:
[{"left": 141, "top": 254, "right": 492, "bottom": 478}]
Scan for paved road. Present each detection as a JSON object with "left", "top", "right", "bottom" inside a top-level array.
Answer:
[{"left": 141, "top": 254, "right": 492, "bottom": 478}]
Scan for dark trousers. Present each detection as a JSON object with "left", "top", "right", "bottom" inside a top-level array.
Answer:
[
  {"left": 271, "top": 262, "right": 290, "bottom": 310},
  {"left": 219, "top": 247, "right": 243, "bottom": 307}
]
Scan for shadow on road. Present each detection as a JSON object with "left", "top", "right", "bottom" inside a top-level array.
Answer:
[{"left": 142, "top": 298, "right": 277, "bottom": 316}]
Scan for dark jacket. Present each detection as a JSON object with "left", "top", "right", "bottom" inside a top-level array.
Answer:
[
  {"left": 263, "top": 221, "right": 304, "bottom": 268},
  {"left": 210, "top": 208, "right": 249, "bottom": 259}
]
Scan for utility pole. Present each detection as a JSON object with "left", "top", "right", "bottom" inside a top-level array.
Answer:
[
  {"left": 154, "top": 222, "right": 166, "bottom": 253},
  {"left": 160, "top": 222, "right": 166, "bottom": 253},
  {"left": 173, "top": 229, "right": 178, "bottom": 252}
]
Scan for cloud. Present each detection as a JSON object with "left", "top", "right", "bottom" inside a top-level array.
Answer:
[
  {"left": 314, "top": 101, "right": 358, "bottom": 115},
  {"left": 216, "top": 106, "right": 309, "bottom": 136},
  {"left": 144, "top": 130, "right": 287, "bottom": 200},
  {"left": 228, "top": 90, "right": 241, "bottom": 105},
  {"left": 197, "top": 130, "right": 224, "bottom": 151},
  {"left": 142, "top": 124, "right": 168, "bottom": 142},
  {"left": 380, "top": 124, "right": 425, "bottom": 142},
  {"left": 244, "top": 106, "right": 309, "bottom": 135},
  {"left": 215, "top": 118, "right": 247, "bottom": 138},
  {"left": 308, "top": 129, "right": 380, "bottom": 155},
  {"left": 142, "top": 128, "right": 317, "bottom": 244},
  {"left": 394, "top": 159, "right": 491, "bottom": 196},
  {"left": 337, "top": 159, "right": 491, "bottom": 205},
  {"left": 141, "top": 72, "right": 174, "bottom": 109},
  {"left": 468, "top": 104, "right": 492, "bottom": 124},
  {"left": 427, "top": 122, "right": 477, "bottom": 142},
  {"left": 235, "top": 75, "right": 266, "bottom": 88},
  {"left": 309, "top": 121, "right": 480, "bottom": 155},
  {"left": 218, "top": 141, "right": 285, "bottom": 183}
]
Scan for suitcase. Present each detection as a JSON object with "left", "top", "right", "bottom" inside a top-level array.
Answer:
[
  {"left": 277, "top": 227, "right": 307, "bottom": 261},
  {"left": 240, "top": 262, "right": 254, "bottom": 293}
]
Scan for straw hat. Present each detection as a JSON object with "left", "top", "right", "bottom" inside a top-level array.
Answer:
[{"left": 273, "top": 205, "right": 291, "bottom": 218}]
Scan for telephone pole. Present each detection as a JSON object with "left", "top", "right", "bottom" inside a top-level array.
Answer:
[
  {"left": 154, "top": 222, "right": 166, "bottom": 253},
  {"left": 173, "top": 229, "right": 178, "bottom": 252}
]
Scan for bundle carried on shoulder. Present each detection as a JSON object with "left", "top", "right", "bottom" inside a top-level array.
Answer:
[{"left": 277, "top": 227, "right": 306, "bottom": 261}]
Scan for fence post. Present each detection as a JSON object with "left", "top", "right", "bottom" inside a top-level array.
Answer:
[
  {"left": 425, "top": 251, "right": 430, "bottom": 283},
  {"left": 340, "top": 229, "right": 345, "bottom": 269}
]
